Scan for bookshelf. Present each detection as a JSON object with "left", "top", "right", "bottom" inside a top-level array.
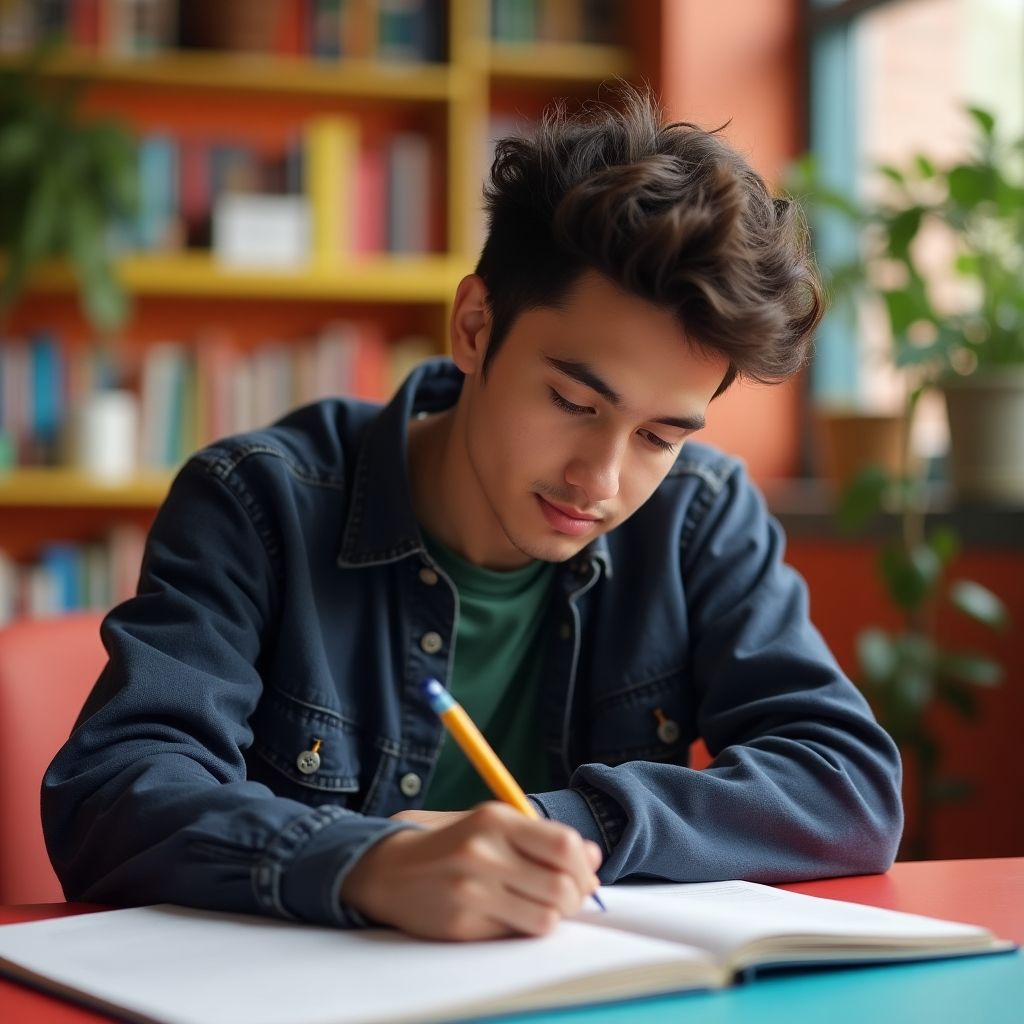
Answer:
[
  {"left": 0, "top": 469, "right": 173, "bottom": 509},
  {"left": 15, "top": 252, "right": 463, "bottom": 302},
  {"left": 0, "top": 0, "right": 642, "bottom": 619}
]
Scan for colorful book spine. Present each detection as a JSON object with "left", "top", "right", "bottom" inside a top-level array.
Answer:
[
  {"left": 309, "top": 0, "right": 342, "bottom": 58},
  {"left": 386, "top": 132, "right": 431, "bottom": 253},
  {"left": 29, "top": 333, "right": 63, "bottom": 464},
  {"left": 304, "top": 116, "right": 360, "bottom": 267},
  {"left": 135, "top": 133, "right": 181, "bottom": 251},
  {"left": 353, "top": 142, "right": 386, "bottom": 253}
]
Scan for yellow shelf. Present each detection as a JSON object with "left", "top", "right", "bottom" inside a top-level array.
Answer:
[
  {"left": 488, "top": 42, "right": 632, "bottom": 83},
  {"left": 0, "top": 469, "right": 173, "bottom": 508},
  {"left": 0, "top": 49, "right": 456, "bottom": 101},
  {"left": 24, "top": 252, "right": 466, "bottom": 303}
]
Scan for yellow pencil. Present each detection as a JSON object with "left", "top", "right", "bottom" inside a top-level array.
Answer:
[{"left": 420, "top": 677, "right": 606, "bottom": 911}]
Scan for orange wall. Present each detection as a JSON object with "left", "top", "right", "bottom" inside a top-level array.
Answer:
[{"left": 655, "top": 0, "right": 806, "bottom": 481}]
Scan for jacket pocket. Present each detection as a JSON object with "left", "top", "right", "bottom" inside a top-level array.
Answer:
[
  {"left": 584, "top": 668, "right": 692, "bottom": 767},
  {"left": 248, "top": 688, "right": 366, "bottom": 804}
]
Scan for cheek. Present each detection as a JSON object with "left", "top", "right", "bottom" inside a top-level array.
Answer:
[{"left": 619, "top": 453, "right": 674, "bottom": 513}]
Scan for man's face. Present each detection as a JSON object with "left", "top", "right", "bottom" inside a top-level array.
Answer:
[{"left": 452, "top": 270, "right": 730, "bottom": 568}]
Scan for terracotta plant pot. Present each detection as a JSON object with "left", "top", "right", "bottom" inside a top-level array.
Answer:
[
  {"left": 942, "top": 368, "right": 1024, "bottom": 504},
  {"left": 816, "top": 410, "right": 910, "bottom": 492}
]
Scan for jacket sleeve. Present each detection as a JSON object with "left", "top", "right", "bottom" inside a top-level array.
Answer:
[
  {"left": 532, "top": 460, "right": 904, "bottom": 883},
  {"left": 41, "top": 456, "right": 412, "bottom": 927}
]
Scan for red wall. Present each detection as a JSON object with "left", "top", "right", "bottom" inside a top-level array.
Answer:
[{"left": 787, "top": 539, "right": 1024, "bottom": 860}]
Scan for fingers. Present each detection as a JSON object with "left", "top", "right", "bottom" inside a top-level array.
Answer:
[
  {"left": 450, "top": 804, "right": 601, "bottom": 930},
  {"left": 339, "top": 803, "right": 605, "bottom": 941},
  {"left": 480, "top": 803, "right": 602, "bottom": 897}
]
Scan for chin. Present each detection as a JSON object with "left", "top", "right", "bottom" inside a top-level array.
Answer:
[{"left": 504, "top": 527, "right": 591, "bottom": 565}]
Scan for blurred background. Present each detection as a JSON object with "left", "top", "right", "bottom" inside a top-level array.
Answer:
[{"left": 0, "top": 0, "right": 1020, "bottom": 861}]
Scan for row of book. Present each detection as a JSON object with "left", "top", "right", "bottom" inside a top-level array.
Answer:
[
  {"left": 121, "top": 121, "right": 436, "bottom": 262},
  {"left": 0, "top": 329, "right": 437, "bottom": 471},
  {"left": 0, "top": 525, "right": 146, "bottom": 624},
  {"left": 490, "top": 0, "right": 621, "bottom": 45},
  {"left": 0, "top": 0, "right": 446, "bottom": 63}
]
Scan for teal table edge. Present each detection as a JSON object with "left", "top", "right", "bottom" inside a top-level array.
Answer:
[{"left": 485, "top": 946, "right": 1023, "bottom": 1024}]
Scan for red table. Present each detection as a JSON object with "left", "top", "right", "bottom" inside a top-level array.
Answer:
[{"left": 2, "top": 858, "right": 1022, "bottom": 1023}]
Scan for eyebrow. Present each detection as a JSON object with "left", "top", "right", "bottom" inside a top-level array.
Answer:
[{"left": 544, "top": 356, "right": 706, "bottom": 431}]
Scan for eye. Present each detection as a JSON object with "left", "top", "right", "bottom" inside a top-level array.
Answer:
[
  {"left": 548, "top": 388, "right": 593, "bottom": 416},
  {"left": 638, "top": 429, "right": 679, "bottom": 454}
]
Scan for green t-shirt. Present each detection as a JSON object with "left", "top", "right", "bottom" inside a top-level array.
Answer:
[{"left": 420, "top": 532, "right": 555, "bottom": 810}]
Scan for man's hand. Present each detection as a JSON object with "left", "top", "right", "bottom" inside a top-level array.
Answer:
[
  {"left": 389, "top": 808, "right": 470, "bottom": 830},
  {"left": 340, "top": 802, "right": 603, "bottom": 941}
]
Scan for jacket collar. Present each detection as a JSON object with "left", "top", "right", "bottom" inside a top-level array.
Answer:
[{"left": 337, "top": 357, "right": 612, "bottom": 579}]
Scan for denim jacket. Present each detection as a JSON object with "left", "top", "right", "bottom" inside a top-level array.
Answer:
[{"left": 43, "top": 359, "right": 903, "bottom": 927}]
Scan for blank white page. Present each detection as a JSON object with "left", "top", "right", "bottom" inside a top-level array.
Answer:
[
  {"left": 0, "top": 904, "right": 714, "bottom": 1024},
  {"left": 578, "top": 881, "right": 998, "bottom": 962}
]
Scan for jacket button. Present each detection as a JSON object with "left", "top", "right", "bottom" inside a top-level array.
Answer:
[
  {"left": 399, "top": 772, "right": 422, "bottom": 797},
  {"left": 656, "top": 718, "right": 681, "bottom": 745},
  {"left": 418, "top": 567, "right": 439, "bottom": 586},
  {"left": 296, "top": 749, "right": 321, "bottom": 775},
  {"left": 420, "top": 631, "right": 443, "bottom": 654}
]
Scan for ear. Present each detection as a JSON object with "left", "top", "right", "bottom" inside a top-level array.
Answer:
[{"left": 449, "top": 274, "right": 491, "bottom": 376}]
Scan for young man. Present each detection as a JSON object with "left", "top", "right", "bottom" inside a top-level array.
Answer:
[{"left": 43, "top": 90, "right": 903, "bottom": 941}]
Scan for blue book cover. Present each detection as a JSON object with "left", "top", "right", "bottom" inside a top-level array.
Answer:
[
  {"left": 29, "top": 331, "right": 63, "bottom": 461},
  {"left": 136, "top": 133, "right": 180, "bottom": 251},
  {"left": 38, "top": 543, "right": 82, "bottom": 613}
]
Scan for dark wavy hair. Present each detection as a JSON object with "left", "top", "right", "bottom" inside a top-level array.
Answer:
[{"left": 475, "top": 86, "right": 824, "bottom": 396}]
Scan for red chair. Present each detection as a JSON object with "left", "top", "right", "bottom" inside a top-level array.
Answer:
[{"left": 0, "top": 613, "right": 106, "bottom": 904}]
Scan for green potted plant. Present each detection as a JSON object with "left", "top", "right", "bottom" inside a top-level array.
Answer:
[
  {"left": 789, "top": 107, "right": 1017, "bottom": 858},
  {"left": 836, "top": 464, "right": 1008, "bottom": 860},
  {"left": 0, "top": 48, "right": 137, "bottom": 335},
  {"left": 795, "top": 106, "right": 1024, "bottom": 504}
]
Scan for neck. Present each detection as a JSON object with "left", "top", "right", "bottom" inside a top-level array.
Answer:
[{"left": 407, "top": 399, "right": 531, "bottom": 570}]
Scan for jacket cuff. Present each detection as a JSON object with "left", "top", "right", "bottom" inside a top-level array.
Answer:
[
  {"left": 260, "top": 806, "right": 419, "bottom": 928},
  {"left": 529, "top": 783, "right": 627, "bottom": 859}
]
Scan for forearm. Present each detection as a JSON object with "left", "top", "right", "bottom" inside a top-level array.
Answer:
[
  {"left": 42, "top": 745, "right": 414, "bottom": 926},
  {"left": 534, "top": 722, "right": 903, "bottom": 884}
]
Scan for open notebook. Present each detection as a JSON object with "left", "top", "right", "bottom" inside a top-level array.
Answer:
[{"left": 0, "top": 880, "right": 1014, "bottom": 1024}]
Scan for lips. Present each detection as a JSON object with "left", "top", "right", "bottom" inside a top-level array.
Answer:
[{"left": 535, "top": 494, "right": 602, "bottom": 537}]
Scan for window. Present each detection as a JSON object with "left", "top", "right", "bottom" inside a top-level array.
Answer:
[{"left": 807, "top": 0, "right": 1024, "bottom": 458}]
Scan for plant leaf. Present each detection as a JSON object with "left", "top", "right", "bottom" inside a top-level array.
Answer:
[
  {"left": 879, "top": 543, "right": 941, "bottom": 611},
  {"left": 857, "top": 628, "right": 898, "bottom": 685},
  {"left": 837, "top": 465, "right": 889, "bottom": 532},
  {"left": 936, "top": 680, "right": 979, "bottom": 720},
  {"left": 966, "top": 106, "right": 996, "bottom": 137},
  {"left": 914, "top": 154, "right": 936, "bottom": 178},
  {"left": 879, "top": 163, "right": 906, "bottom": 186},
  {"left": 927, "top": 526, "right": 959, "bottom": 565},
  {"left": 937, "top": 650, "right": 1004, "bottom": 686},
  {"left": 947, "top": 163, "right": 992, "bottom": 205},
  {"left": 948, "top": 580, "right": 1009, "bottom": 630}
]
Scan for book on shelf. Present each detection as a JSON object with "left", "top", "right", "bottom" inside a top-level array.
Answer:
[
  {"left": 0, "top": 0, "right": 449, "bottom": 62},
  {"left": 0, "top": 525, "right": 146, "bottom": 625},
  {"left": 385, "top": 131, "right": 432, "bottom": 254},
  {"left": 102, "top": 121, "right": 429, "bottom": 260},
  {"left": 1, "top": 327, "right": 436, "bottom": 473},
  {"left": 303, "top": 115, "right": 360, "bottom": 266},
  {"left": 490, "top": 0, "right": 621, "bottom": 45},
  {"left": 0, "top": 880, "right": 1014, "bottom": 1024}
]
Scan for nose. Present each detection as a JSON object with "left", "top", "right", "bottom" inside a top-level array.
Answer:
[{"left": 564, "top": 431, "right": 626, "bottom": 504}]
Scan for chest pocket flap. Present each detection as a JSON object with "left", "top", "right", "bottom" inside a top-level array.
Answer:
[{"left": 250, "top": 689, "right": 362, "bottom": 795}]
